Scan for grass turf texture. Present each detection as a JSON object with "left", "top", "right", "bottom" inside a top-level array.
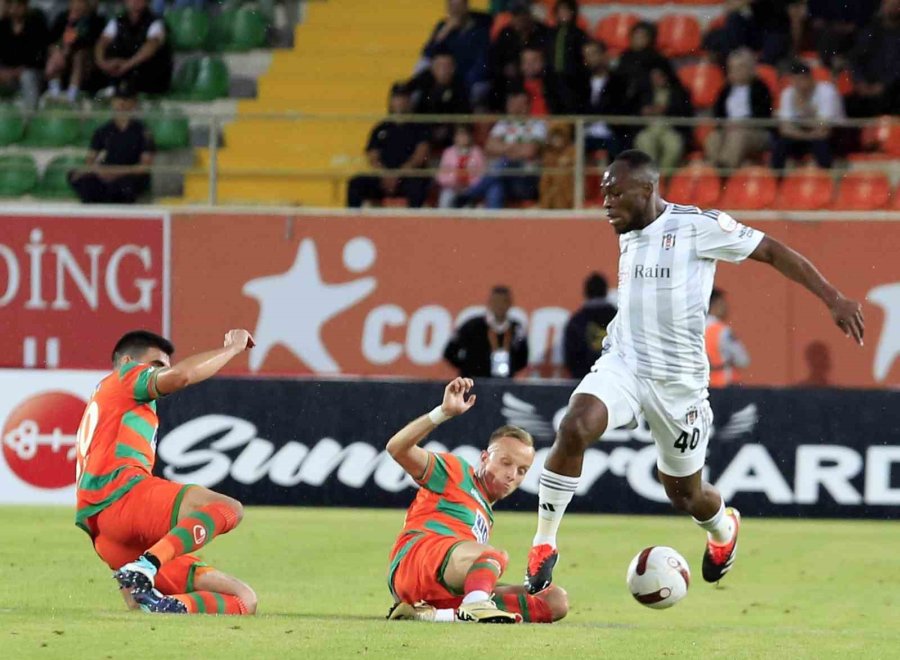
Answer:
[{"left": 1, "top": 507, "right": 897, "bottom": 659}]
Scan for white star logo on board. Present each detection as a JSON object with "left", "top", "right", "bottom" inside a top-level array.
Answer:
[
  {"left": 868, "top": 282, "right": 900, "bottom": 383},
  {"left": 243, "top": 237, "right": 377, "bottom": 373}
]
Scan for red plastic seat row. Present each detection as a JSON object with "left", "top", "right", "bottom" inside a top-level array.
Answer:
[{"left": 595, "top": 13, "right": 703, "bottom": 57}]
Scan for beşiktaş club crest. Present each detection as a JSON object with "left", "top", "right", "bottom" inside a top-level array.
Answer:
[
  {"left": 662, "top": 233, "right": 677, "bottom": 250},
  {"left": 684, "top": 407, "right": 699, "bottom": 425}
]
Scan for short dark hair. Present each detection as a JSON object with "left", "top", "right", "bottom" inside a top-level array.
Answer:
[
  {"left": 710, "top": 288, "right": 725, "bottom": 305},
  {"left": 789, "top": 60, "right": 811, "bottom": 76},
  {"left": 631, "top": 20, "right": 657, "bottom": 41},
  {"left": 584, "top": 272, "right": 608, "bottom": 299},
  {"left": 585, "top": 38, "right": 607, "bottom": 54},
  {"left": 491, "top": 285, "right": 512, "bottom": 297},
  {"left": 555, "top": 0, "right": 578, "bottom": 17},
  {"left": 112, "top": 330, "right": 174, "bottom": 365}
]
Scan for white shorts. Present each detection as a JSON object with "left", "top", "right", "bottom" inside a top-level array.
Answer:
[{"left": 571, "top": 353, "right": 713, "bottom": 478}]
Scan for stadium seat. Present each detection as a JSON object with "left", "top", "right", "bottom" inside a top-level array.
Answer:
[
  {"left": 861, "top": 116, "right": 900, "bottom": 157},
  {"left": 0, "top": 153, "right": 38, "bottom": 196},
  {"left": 594, "top": 14, "right": 639, "bottom": 54},
  {"left": 677, "top": 62, "right": 724, "bottom": 110},
  {"left": 171, "top": 57, "right": 230, "bottom": 101},
  {"left": 146, "top": 111, "right": 190, "bottom": 150},
  {"left": 893, "top": 186, "right": 900, "bottom": 210},
  {"left": 835, "top": 69, "right": 854, "bottom": 95},
  {"left": 666, "top": 163, "right": 721, "bottom": 209},
  {"left": 490, "top": 11, "right": 511, "bottom": 40},
  {"left": 720, "top": 166, "right": 777, "bottom": 209},
  {"left": 167, "top": 7, "right": 210, "bottom": 51},
  {"left": 0, "top": 106, "right": 25, "bottom": 146},
  {"left": 23, "top": 112, "right": 80, "bottom": 147},
  {"left": 833, "top": 171, "right": 890, "bottom": 211},
  {"left": 775, "top": 168, "right": 834, "bottom": 210},
  {"left": 228, "top": 7, "right": 268, "bottom": 52},
  {"left": 657, "top": 15, "right": 701, "bottom": 57},
  {"left": 206, "top": 10, "right": 236, "bottom": 52},
  {"left": 34, "top": 154, "right": 83, "bottom": 199}
]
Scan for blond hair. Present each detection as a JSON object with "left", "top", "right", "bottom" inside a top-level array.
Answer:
[{"left": 488, "top": 425, "right": 535, "bottom": 448}]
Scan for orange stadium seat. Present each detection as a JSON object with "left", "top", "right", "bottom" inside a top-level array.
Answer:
[
  {"left": 658, "top": 15, "right": 702, "bottom": 57},
  {"left": 678, "top": 62, "right": 725, "bottom": 109},
  {"left": 595, "top": 14, "right": 639, "bottom": 54},
  {"left": 811, "top": 66, "right": 833, "bottom": 83},
  {"left": 835, "top": 69, "right": 854, "bottom": 95},
  {"left": 833, "top": 171, "right": 891, "bottom": 211},
  {"left": 776, "top": 168, "right": 835, "bottom": 210},
  {"left": 665, "top": 163, "right": 722, "bottom": 209},
  {"left": 893, "top": 186, "right": 900, "bottom": 210},
  {"left": 720, "top": 166, "right": 777, "bottom": 209},
  {"left": 862, "top": 116, "right": 900, "bottom": 157},
  {"left": 491, "top": 12, "right": 511, "bottom": 40}
]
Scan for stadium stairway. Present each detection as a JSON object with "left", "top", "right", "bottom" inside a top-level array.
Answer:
[{"left": 182, "top": 0, "right": 447, "bottom": 206}]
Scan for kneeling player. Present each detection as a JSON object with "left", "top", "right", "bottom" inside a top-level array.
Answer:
[
  {"left": 75, "top": 329, "right": 258, "bottom": 615},
  {"left": 385, "top": 378, "right": 568, "bottom": 624}
]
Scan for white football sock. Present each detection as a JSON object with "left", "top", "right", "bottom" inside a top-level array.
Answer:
[
  {"left": 694, "top": 498, "right": 734, "bottom": 544},
  {"left": 461, "top": 590, "right": 490, "bottom": 605},
  {"left": 532, "top": 469, "right": 579, "bottom": 548},
  {"left": 434, "top": 608, "right": 457, "bottom": 622}
]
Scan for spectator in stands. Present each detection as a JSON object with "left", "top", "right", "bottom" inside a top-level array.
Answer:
[
  {"left": 421, "top": 0, "right": 491, "bottom": 101},
  {"left": 846, "top": 0, "right": 900, "bottom": 117},
  {"left": 0, "top": 0, "right": 48, "bottom": 111},
  {"left": 518, "top": 46, "right": 563, "bottom": 115},
  {"left": 616, "top": 21, "right": 676, "bottom": 110},
  {"left": 706, "top": 288, "right": 750, "bottom": 388},
  {"left": 443, "top": 285, "right": 529, "bottom": 379},
  {"left": 68, "top": 81, "right": 154, "bottom": 204},
  {"left": 95, "top": 0, "right": 172, "bottom": 95},
  {"left": 455, "top": 88, "right": 546, "bottom": 208},
  {"left": 538, "top": 121, "right": 575, "bottom": 209},
  {"left": 772, "top": 61, "right": 844, "bottom": 169},
  {"left": 809, "top": 0, "right": 881, "bottom": 66},
  {"left": 705, "top": 48, "right": 773, "bottom": 170},
  {"left": 581, "top": 39, "right": 631, "bottom": 156},
  {"left": 634, "top": 67, "right": 693, "bottom": 172},
  {"left": 406, "top": 46, "right": 471, "bottom": 149},
  {"left": 45, "top": 0, "right": 105, "bottom": 102},
  {"left": 489, "top": 0, "right": 550, "bottom": 110},
  {"left": 546, "top": 0, "right": 589, "bottom": 113},
  {"left": 436, "top": 124, "right": 486, "bottom": 208},
  {"left": 563, "top": 272, "right": 616, "bottom": 379},
  {"left": 347, "top": 84, "right": 431, "bottom": 208}
]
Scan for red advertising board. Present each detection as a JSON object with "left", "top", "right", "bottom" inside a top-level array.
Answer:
[
  {"left": 169, "top": 211, "right": 900, "bottom": 388},
  {"left": 0, "top": 210, "right": 169, "bottom": 369}
]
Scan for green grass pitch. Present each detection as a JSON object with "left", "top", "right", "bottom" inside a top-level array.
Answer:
[{"left": 1, "top": 506, "right": 897, "bottom": 659}]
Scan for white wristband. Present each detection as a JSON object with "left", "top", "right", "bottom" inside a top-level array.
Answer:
[{"left": 428, "top": 405, "right": 451, "bottom": 426}]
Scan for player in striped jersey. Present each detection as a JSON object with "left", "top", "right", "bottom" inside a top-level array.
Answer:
[
  {"left": 386, "top": 378, "right": 569, "bottom": 624},
  {"left": 526, "top": 150, "right": 865, "bottom": 593},
  {"left": 75, "top": 329, "right": 258, "bottom": 615}
]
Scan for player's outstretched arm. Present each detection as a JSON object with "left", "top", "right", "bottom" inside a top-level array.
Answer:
[
  {"left": 749, "top": 236, "right": 865, "bottom": 345},
  {"left": 386, "top": 377, "right": 476, "bottom": 480},
  {"left": 155, "top": 329, "right": 255, "bottom": 396}
]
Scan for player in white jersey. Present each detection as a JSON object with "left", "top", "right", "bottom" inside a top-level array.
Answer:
[{"left": 524, "top": 150, "right": 865, "bottom": 593}]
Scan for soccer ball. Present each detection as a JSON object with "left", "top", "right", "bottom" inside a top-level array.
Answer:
[{"left": 626, "top": 546, "right": 691, "bottom": 609}]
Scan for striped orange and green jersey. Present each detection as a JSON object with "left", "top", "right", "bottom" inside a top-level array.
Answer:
[
  {"left": 74, "top": 362, "right": 163, "bottom": 535},
  {"left": 394, "top": 452, "right": 494, "bottom": 549}
]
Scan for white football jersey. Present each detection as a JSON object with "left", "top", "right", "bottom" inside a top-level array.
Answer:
[{"left": 605, "top": 203, "right": 764, "bottom": 390}]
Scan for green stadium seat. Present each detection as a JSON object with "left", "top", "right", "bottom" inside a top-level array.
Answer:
[
  {"left": 0, "top": 154, "right": 39, "bottom": 196},
  {"left": 146, "top": 111, "right": 190, "bottom": 150},
  {"left": 227, "top": 7, "right": 267, "bottom": 51},
  {"left": 170, "top": 57, "right": 201, "bottom": 99},
  {"left": 191, "top": 56, "right": 230, "bottom": 100},
  {"left": 24, "top": 112, "right": 80, "bottom": 147},
  {"left": 169, "top": 7, "right": 210, "bottom": 51},
  {"left": 206, "top": 10, "right": 237, "bottom": 52},
  {"left": 35, "top": 154, "right": 84, "bottom": 199},
  {"left": 0, "top": 106, "right": 25, "bottom": 146}
]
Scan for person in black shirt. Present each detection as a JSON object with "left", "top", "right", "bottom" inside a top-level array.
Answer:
[
  {"left": 616, "top": 21, "right": 677, "bottom": 112},
  {"left": 0, "top": 0, "right": 48, "bottom": 111},
  {"left": 406, "top": 47, "right": 471, "bottom": 149},
  {"left": 581, "top": 39, "right": 631, "bottom": 155},
  {"left": 68, "top": 82, "right": 155, "bottom": 203},
  {"left": 563, "top": 272, "right": 617, "bottom": 379},
  {"left": 847, "top": 0, "right": 900, "bottom": 117},
  {"left": 444, "top": 285, "right": 529, "bottom": 379},
  {"left": 546, "top": 0, "right": 589, "bottom": 114},
  {"left": 94, "top": 0, "right": 172, "bottom": 95},
  {"left": 421, "top": 0, "right": 492, "bottom": 100},
  {"left": 489, "top": 0, "right": 550, "bottom": 110},
  {"left": 45, "top": 0, "right": 105, "bottom": 102},
  {"left": 347, "top": 84, "right": 431, "bottom": 208}
]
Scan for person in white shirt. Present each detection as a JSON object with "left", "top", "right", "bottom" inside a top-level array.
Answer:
[
  {"left": 772, "top": 60, "right": 845, "bottom": 169},
  {"left": 94, "top": 0, "right": 171, "bottom": 95},
  {"left": 524, "top": 149, "right": 865, "bottom": 596}
]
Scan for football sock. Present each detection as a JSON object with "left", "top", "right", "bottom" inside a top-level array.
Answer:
[
  {"left": 462, "top": 549, "right": 508, "bottom": 604},
  {"left": 492, "top": 592, "right": 553, "bottom": 623},
  {"left": 146, "top": 502, "right": 241, "bottom": 565},
  {"left": 172, "top": 592, "right": 249, "bottom": 615},
  {"left": 533, "top": 469, "right": 579, "bottom": 547},
  {"left": 434, "top": 608, "right": 458, "bottom": 623},
  {"left": 694, "top": 498, "right": 734, "bottom": 544}
]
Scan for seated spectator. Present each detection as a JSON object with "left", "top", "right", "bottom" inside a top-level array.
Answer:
[
  {"left": 455, "top": 89, "right": 546, "bottom": 208},
  {"left": 68, "top": 81, "right": 154, "bottom": 204},
  {"left": 705, "top": 48, "right": 773, "bottom": 170},
  {"left": 0, "top": 0, "right": 48, "bottom": 111},
  {"left": 406, "top": 46, "right": 470, "bottom": 149},
  {"left": 421, "top": 0, "right": 491, "bottom": 101},
  {"left": 347, "top": 84, "right": 430, "bottom": 208},
  {"left": 489, "top": 0, "right": 550, "bottom": 110},
  {"left": 846, "top": 0, "right": 900, "bottom": 117},
  {"left": 703, "top": 0, "right": 792, "bottom": 66},
  {"left": 634, "top": 67, "right": 693, "bottom": 171},
  {"left": 436, "top": 124, "right": 487, "bottom": 208},
  {"left": 771, "top": 61, "right": 844, "bottom": 169},
  {"left": 546, "top": 0, "right": 589, "bottom": 113},
  {"left": 45, "top": 0, "right": 105, "bottom": 102},
  {"left": 517, "top": 46, "right": 563, "bottom": 115},
  {"left": 581, "top": 39, "right": 632, "bottom": 157},
  {"left": 616, "top": 21, "right": 676, "bottom": 110},
  {"left": 95, "top": 0, "right": 172, "bottom": 95},
  {"left": 563, "top": 272, "right": 616, "bottom": 379},
  {"left": 538, "top": 121, "right": 575, "bottom": 209}
]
